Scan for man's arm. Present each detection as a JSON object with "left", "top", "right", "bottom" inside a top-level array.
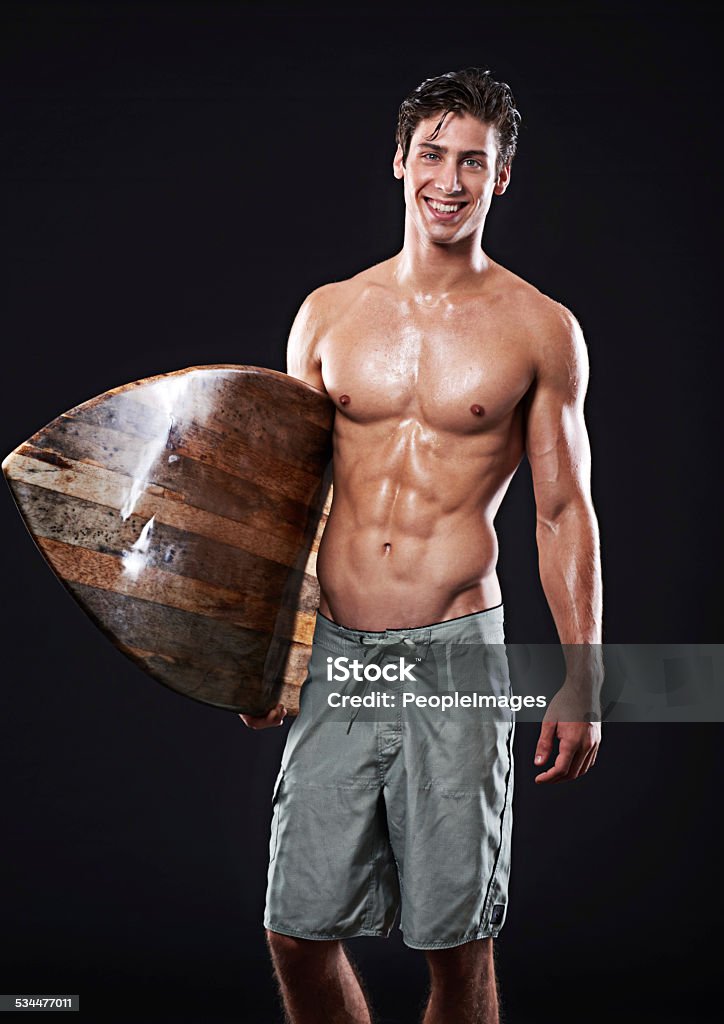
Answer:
[
  {"left": 524, "top": 303, "right": 603, "bottom": 782},
  {"left": 286, "top": 287, "right": 330, "bottom": 391},
  {"left": 239, "top": 286, "right": 330, "bottom": 731}
]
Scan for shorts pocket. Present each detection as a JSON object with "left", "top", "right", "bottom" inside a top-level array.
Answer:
[{"left": 269, "top": 766, "right": 285, "bottom": 862}]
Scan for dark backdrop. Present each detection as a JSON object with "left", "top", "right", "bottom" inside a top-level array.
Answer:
[{"left": 1, "top": 2, "right": 721, "bottom": 1022}]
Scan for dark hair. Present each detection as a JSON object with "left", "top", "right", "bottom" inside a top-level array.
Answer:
[{"left": 396, "top": 67, "right": 521, "bottom": 174}]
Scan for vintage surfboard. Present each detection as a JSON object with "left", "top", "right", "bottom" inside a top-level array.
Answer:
[{"left": 2, "top": 365, "right": 334, "bottom": 715}]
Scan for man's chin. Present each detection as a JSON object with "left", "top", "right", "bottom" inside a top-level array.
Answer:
[{"left": 419, "top": 223, "right": 467, "bottom": 244}]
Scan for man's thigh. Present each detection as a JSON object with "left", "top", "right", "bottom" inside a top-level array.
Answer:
[
  {"left": 263, "top": 636, "right": 401, "bottom": 940},
  {"left": 387, "top": 638, "right": 515, "bottom": 950}
]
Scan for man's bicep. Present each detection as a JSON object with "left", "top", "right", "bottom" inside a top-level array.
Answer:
[
  {"left": 525, "top": 309, "right": 593, "bottom": 521},
  {"left": 286, "top": 289, "right": 327, "bottom": 392}
]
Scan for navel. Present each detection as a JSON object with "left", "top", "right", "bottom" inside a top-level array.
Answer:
[
  {"left": 470, "top": 404, "right": 484, "bottom": 416},
  {"left": 383, "top": 542, "right": 391, "bottom": 555}
]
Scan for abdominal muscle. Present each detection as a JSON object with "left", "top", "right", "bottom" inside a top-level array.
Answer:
[{"left": 315, "top": 417, "right": 519, "bottom": 631}]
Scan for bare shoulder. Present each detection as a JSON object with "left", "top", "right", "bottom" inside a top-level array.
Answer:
[
  {"left": 286, "top": 278, "right": 351, "bottom": 348},
  {"left": 286, "top": 265, "right": 386, "bottom": 386},
  {"left": 291, "top": 280, "right": 343, "bottom": 336},
  {"left": 285, "top": 283, "right": 338, "bottom": 387},
  {"left": 493, "top": 263, "right": 588, "bottom": 385},
  {"left": 293, "top": 266, "right": 377, "bottom": 331}
]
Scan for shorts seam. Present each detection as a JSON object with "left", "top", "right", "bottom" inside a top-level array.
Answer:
[
  {"left": 264, "top": 920, "right": 388, "bottom": 941},
  {"left": 480, "top": 715, "right": 515, "bottom": 929},
  {"left": 402, "top": 928, "right": 501, "bottom": 949}
]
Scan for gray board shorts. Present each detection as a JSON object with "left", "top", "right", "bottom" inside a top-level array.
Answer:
[{"left": 263, "top": 604, "right": 515, "bottom": 950}]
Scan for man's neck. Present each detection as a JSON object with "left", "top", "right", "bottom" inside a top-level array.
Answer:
[{"left": 393, "top": 232, "right": 492, "bottom": 297}]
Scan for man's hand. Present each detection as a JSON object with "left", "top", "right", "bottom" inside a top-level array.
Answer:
[
  {"left": 533, "top": 687, "right": 601, "bottom": 783},
  {"left": 238, "top": 703, "right": 287, "bottom": 730}
]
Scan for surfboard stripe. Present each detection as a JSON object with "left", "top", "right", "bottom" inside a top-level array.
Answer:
[
  {"left": 69, "top": 580, "right": 270, "bottom": 669},
  {"left": 15, "top": 482, "right": 323, "bottom": 619},
  {"left": 27, "top": 416, "right": 316, "bottom": 539},
  {"left": 9, "top": 453, "right": 326, "bottom": 569},
  {"left": 33, "top": 404, "right": 328, "bottom": 502},
  {"left": 35, "top": 536, "right": 318, "bottom": 641}
]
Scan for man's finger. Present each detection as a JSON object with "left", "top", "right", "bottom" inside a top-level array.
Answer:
[
  {"left": 554, "top": 745, "right": 589, "bottom": 783},
  {"left": 553, "top": 736, "right": 601, "bottom": 782},
  {"left": 534, "top": 742, "right": 576, "bottom": 784},
  {"left": 534, "top": 721, "right": 557, "bottom": 767}
]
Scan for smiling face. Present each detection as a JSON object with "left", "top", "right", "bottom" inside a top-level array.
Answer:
[{"left": 393, "top": 110, "right": 511, "bottom": 245}]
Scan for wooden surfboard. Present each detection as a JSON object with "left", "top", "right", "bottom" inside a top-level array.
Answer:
[{"left": 2, "top": 365, "right": 334, "bottom": 715}]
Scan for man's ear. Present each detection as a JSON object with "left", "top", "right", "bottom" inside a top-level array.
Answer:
[
  {"left": 494, "top": 163, "right": 511, "bottom": 196},
  {"left": 393, "top": 144, "right": 405, "bottom": 180}
]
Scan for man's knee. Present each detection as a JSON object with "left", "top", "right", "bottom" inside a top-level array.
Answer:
[
  {"left": 425, "top": 936, "right": 495, "bottom": 984},
  {"left": 265, "top": 928, "right": 340, "bottom": 971}
]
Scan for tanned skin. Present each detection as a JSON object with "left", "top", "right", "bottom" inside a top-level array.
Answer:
[{"left": 241, "top": 111, "right": 603, "bottom": 1024}]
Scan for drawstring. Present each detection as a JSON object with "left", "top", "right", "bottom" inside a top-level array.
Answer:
[{"left": 346, "top": 635, "right": 416, "bottom": 733}]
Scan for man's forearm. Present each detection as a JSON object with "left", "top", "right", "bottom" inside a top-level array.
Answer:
[
  {"left": 536, "top": 500, "right": 604, "bottom": 722},
  {"left": 536, "top": 499, "right": 603, "bottom": 692}
]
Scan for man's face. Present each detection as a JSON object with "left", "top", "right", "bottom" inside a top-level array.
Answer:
[{"left": 393, "top": 111, "right": 510, "bottom": 244}]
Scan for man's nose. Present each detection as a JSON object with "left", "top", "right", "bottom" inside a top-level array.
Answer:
[{"left": 435, "top": 161, "right": 462, "bottom": 195}]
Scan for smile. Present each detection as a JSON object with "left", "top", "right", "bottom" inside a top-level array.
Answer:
[{"left": 423, "top": 197, "right": 468, "bottom": 218}]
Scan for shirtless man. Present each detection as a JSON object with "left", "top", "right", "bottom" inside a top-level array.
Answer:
[{"left": 241, "top": 68, "right": 602, "bottom": 1024}]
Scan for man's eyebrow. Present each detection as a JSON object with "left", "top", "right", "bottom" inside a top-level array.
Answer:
[{"left": 417, "top": 141, "right": 489, "bottom": 158}]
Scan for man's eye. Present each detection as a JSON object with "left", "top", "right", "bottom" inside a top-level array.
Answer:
[
  {"left": 421, "top": 152, "right": 439, "bottom": 160},
  {"left": 464, "top": 159, "right": 482, "bottom": 168}
]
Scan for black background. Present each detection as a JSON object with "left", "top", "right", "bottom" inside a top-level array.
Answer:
[{"left": 1, "top": 2, "right": 722, "bottom": 1022}]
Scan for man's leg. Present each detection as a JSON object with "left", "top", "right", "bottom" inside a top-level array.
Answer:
[
  {"left": 265, "top": 929, "right": 374, "bottom": 1024},
  {"left": 422, "top": 937, "right": 500, "bottom": 1024}
]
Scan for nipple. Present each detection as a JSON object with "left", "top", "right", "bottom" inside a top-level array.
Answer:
[
  {"left": 470, "top": 404, "right": 484, "bottom": 416},
  {"left": 339, "top": 394, "right": 350, "bottom": 406}
]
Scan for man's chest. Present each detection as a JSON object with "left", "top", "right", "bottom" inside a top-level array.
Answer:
[{"left": 317, "top": 297, "right": 535, "bottom": 432}]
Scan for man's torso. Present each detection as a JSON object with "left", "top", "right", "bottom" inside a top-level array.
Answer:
[{"left": 304, "top": 256, "right": 558, "bottom": 630}]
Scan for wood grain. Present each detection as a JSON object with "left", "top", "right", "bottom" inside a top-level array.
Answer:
[{"left": 2, "top": 365, "right": 334, "bottom": 715}]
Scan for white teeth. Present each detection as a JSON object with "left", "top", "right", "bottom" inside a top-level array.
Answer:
[{"left": 428, "top": 200, "right": 462, "bottom": 213}]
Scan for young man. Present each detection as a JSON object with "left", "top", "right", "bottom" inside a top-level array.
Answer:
[{"left": 241, "top": 67, "right": 602, "bottom": 1024}]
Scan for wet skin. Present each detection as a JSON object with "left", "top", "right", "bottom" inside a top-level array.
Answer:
[
  {"left": 243, "top": 111, "right": 602, "bottom": 786},
  {"left": 311, "top": 259, "right": 531, "bottom": 631}
]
